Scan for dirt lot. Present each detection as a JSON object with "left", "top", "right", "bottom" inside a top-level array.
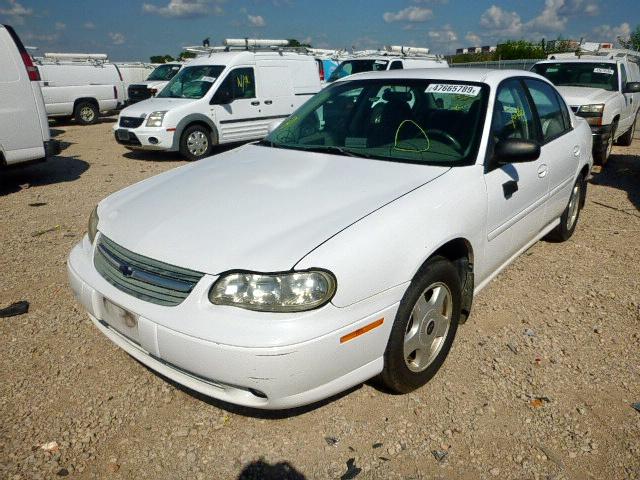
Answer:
[{"left": 1, "top": 117, "right": 639, "bottom": 480}]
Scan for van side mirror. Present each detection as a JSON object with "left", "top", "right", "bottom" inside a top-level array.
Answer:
[
  {"left": 494, "top": 139, "right": 540, "bottom": 164},
  {"left": 211, "top": 88, "right": 233, "bottom": 105},
  {"left": 623, "top": 81, "right": 640, "bottom": 93}
]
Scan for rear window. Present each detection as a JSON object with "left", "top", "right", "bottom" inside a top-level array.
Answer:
[{"left": 328, "top": 59, "right": 389, "bottom": 82}]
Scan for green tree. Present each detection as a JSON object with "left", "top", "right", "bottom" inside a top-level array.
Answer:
[
  {"left": 178, "top": 51, "right": 196, "bottom": 60},
  {"left": 150, "top": 54, "right": 175, "bottom": 63},
  {"left": 618, "top": 24, "right": 640, "bottom": 50},
  {"left": 495, "top": 40, "right": 545, "bottom": 60},
  {"left": 287, "top": 38, "right": 312, "bottom": 48}
]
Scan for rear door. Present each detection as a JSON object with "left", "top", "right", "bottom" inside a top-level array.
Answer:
[
  {"left": 483, "top": 79, "right": 550, "bottom": 272},
  {"left": 619, "top": 63, "right": 635, "bottom": 133},
  {"left": 0, "top": 26, "right": 44, "bottom": 164},
  {"left": 256, "top": 61, "right": 296, "bottom": 125}
]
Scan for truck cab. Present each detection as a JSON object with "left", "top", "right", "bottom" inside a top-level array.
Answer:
[{"left": 533, "top": 50, "right": 640, "bottom": 165}]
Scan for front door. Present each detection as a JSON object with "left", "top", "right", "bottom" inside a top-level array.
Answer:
[
  {"left": 483, "top": 79, "right": 550, "bottom": 274},
  {"left": 210, "top": 67, "right": 268, "bottom": 143}
]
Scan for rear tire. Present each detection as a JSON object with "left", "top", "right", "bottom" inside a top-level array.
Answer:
[
  {"left": 616, "top": 114, "right": 637, "bottom": 147},
  {"left": 179, "top": 124, "right": 213, "bottom": 161},
  {"left": 380, "top": 256, "right": 461, "bottom": 394},
  {"left": 547, "top": 175, "right": 585, "bottom": 242},
  {"left": 74, "top": 102, "right": 99, "bottom": 125}
]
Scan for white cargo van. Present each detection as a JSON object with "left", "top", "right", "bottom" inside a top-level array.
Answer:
[
  {"left": 0, "top": 24, "right": 60, "bottom": 168},
  {"left": 35, "top": 53, "right": 124, "bottom": 125},
  {"left": 125, "top": 62, "right": 183, "bottom": 105},
  {"left": 532, "top": 49, "right": 640, "bottom": 165},
  {"left": 114, "top": 39, "right": 321, "bottom": 160},
  {"left": 327, "top": 46, "right": 448, "bottom": 83},
  {"left": 116, "top": 62, "right": 156, "bottom": 88}
]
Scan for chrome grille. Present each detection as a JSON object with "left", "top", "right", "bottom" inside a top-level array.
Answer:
[
  {"left": 94, "top": 235, "right": 204, "bottom": 306},
  {"left": 119, "top": 116, "right": 145, "bottom": 128}
]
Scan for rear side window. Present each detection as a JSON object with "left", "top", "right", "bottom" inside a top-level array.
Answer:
[
  {"left": 524, "top": 79, "right": 569, "bottom": 143},
  {"left": 389, "top": 61, "right": 403, "bottom": 70}
]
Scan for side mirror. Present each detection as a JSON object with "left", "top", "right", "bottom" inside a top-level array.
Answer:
[
  {"left": 212, "top": 89, "right": 233, "bottom": 105},
  {"left": 623, "top": 81, "right": 640, "bottom": 93},
  {"left": 494, "top": 138, "right": 541, "bottom": 164},
  {"left": 267, "top": 119, "right": 284, "bottom": 134}
]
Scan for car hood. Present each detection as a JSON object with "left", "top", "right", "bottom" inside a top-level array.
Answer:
[
  {"left": 119, "top": 97, "right": 192, "bottom": 117},
  {"left": 556, "top": 86, "right": 617, "bottom": 106},
  {"left": 98, "top": 144, "right": 449, "bottom": 274},
  {"left": 132, "top": 80, "right": 170, "bottom": 89}
]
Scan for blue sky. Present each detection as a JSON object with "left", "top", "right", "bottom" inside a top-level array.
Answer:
[{"left": 1, "top": 0, "right": 637, "bottom": 61}]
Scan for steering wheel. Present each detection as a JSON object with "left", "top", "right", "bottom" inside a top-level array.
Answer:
[{"left": 425, "top": 129, "right": 463, "bottom": 152}]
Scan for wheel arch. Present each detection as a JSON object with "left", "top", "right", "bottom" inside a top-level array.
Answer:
[
  {"left": 73, "top": 97, "right": 99, "bottom": 111},
  {"left": 172, "top": 114, "right": 218, "bottom": 150}
]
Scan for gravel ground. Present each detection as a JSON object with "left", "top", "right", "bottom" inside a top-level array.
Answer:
[{"left": 1, "top": 117, "right": 639, "bottom": 480}]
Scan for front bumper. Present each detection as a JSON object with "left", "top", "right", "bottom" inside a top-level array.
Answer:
[
  {"left": 590, "top": 124, "right": 613, "bottom": 151},
  {"left": 67, "top": 236, "right": 401, "bottom": 409},
  {"left": 113, "top": 125, "right": 176, "bottom": 151}
]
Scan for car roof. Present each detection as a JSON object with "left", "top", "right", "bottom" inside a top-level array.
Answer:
[
  {"left": 336, "top": 68, "right": 547, "bottom": 86},
  {"left": 536, "top": 58, "right": 617, "bottom": 64},
  {"left": 184, "top": 51, "right": 313, "bottom": 66}
]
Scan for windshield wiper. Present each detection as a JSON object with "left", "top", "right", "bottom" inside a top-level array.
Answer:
[{"left": 299, "top": 145, "right": 372, "bottom": 158}]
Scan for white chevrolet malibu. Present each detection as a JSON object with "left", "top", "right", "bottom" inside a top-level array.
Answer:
[{"left": 68, "top": 69, "right": 592, "bottom": 409}]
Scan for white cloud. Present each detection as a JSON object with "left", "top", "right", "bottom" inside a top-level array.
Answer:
[
  {"left": 23, "top": 31, "right": 59, "bottom": 43},
  {"left": 83, "top": 21, "right": 95, "bottom": 30},
  {"left": 525, "top": 0, "right": 567, "bottom": 33},
  {"left": 465, "top": 32, "right": 482, "bottom": 45},
  {"left": 142, "top": 0, "right": 222, "bottom": 18},
  {"left": 0, "top": 0, "right": 33, "bottom": 24},
  {"left": 247, "top": 14, "right": 266, "bottom": 27},
  {"left": 479, "top": 5, "right": 522, "bottom": 36},
  {"left": 54, "top": 21, "right": 66, "bottom": 31},
  {"left": 108, "top": 32, "right": 125, "bottom": 45},
  {"left": 428, "top": 24, "right": 458, "bottom": 42},
  {"left": 592, "top": 22, "right": 631, "bottom": 43},
  {"left": 383, "top": 6, "right": 433, "bottom": 23}
]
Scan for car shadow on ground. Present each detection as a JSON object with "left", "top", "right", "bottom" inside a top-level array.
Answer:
[
  {"left": 50, "top": 116, "right": 117, "bottom": 127},
  {"left": 237, "top": 460, "right": 307, "bottom": 479},
  {"left": 589, "top": 151, "right": 640, "bottom": 212},
  {"left": 121, "top": 141, "right": 248, "bottom": 162},
  {"left": 0, "top": 155, "right": 89, "bottom": 196}
]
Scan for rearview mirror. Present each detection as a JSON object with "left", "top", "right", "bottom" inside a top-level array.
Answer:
[
  {"left": 624, "top": 81, "right": 640, "bottom": 93},
  {"left": 211, "top": 88, "right": 233, "bottom": 105},
  {"left": 494, "top": 139, "right": 541, "bottom": 164}
]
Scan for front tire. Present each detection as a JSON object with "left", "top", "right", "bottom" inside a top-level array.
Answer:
[
  {"left": 593, "top": 122, "right": 616, "bottom": 166},
  {"left": 74, "top": 102, "right": 98, "bottom": 125},
  {"left": 547, "top": 175, "right": 585, "bottom": 242},
  {"left": 381, "top": 256, "right": 461, "bottom": 393},
  {"left": 179, "top": 125, "right": 213, "bottom": 161}
]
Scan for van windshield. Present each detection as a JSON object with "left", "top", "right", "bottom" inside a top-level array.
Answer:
[
  {"left": 532, "top": 62, "right": 619, "bottom": 91},
  {"left": 263, "top": 78, "right": 488, "bottom": 166},
  {"left": 328, "top": 60, "right": 389, "bottom": 82},
  {"left": 147, "top": 64, "right": 181, "bottom": 81},
  {"left": 157, "top": 65, "right": 225, "bottom": 99}
]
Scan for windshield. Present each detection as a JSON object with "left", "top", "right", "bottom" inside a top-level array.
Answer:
[
  {"left": 157, "top": 65, "right": 226, "bottom": 99},
  {"left": 532, "top": 62, "right": 619, "bottom": 91},
  {"left": 264, "top": 79, "right": 488, "bottom": 166},
  {"left": 147, "top": 64, "right": 181, "bottom": 81},
  {"left": 327, "top": 59, "right": 389, "bottom": 82}
]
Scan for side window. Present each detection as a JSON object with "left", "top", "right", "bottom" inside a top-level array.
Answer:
[
  {"left": 491, "top": 79, "right": 537, "bottom": 143},
  {"left": 524, "top": 79, "right": 568, "bottom": 143},
  {"left": 213, "top": 67, "right": 255, "bottom": 103},
  {"left": 620, "top": 64, "right": 628, "bottom": 90},
  {"left": 389, "top": 61, "right": 403, "bottom": 70}
]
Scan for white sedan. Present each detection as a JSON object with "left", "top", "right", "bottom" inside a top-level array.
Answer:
[{"left": 68, "top": 69, "right": 592, "bottom": 409}]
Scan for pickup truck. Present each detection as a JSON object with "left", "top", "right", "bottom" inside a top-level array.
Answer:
[
  {"left": 533, "top": 55, "right": 640, "bottom": 165},
  {"left": 41, "top": 84, "right": 120, "bottom": 125}
]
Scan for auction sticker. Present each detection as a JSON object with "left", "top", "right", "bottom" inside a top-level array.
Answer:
[
  {"left": 593, "top": 68, "right": 614, "bottom": 75},
  {"left": 426, "top": 84, "right": 481, "bottom": 96},
  {"left": 200, "top": 76, "right": 216, "bottom": 82}
]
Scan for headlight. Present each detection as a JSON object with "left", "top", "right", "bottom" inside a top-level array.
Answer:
[
  {"left": 209, "top": 270, "right": 337, "bottom": 312},
  {"left": 577, "top": 104, "right": 604, "bottom": 114},
  {"left": 146, "top": 111, "right": 167, "bottom": 127},
  {"left": 88, "top": 206, "right": 99, "bottom": 244}
]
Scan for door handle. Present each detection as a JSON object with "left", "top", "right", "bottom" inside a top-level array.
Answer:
[
  {"left": 573, "top": 145, "right": 580, "bottom": 157},
  {"left": 502, "top": 180, "right": 518, "bottom": 198},
  {"left": 264, "top": 100, "right": 273, "bottom": 105},
  {"left": 251, "top": 101, "right": 260, "bottom": 106},
  {"left": 537, "top": 164, "right": 548, "bottom": 178}
]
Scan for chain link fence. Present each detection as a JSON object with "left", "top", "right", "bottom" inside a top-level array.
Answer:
[{"left": 449, "top": 59, "right": 539, "bottom": 71}]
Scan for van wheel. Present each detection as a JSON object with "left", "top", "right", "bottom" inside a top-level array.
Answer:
[
  {"left": 380, "top": 256, "right": 461, "bottom": 393},
  {"left": 74, "top": 102, "right": 99, "bottom": 125},
  {"left": 616, "top": 114, "right": 637, "bottom": 147},
  {"left": 179, "top": 125, "right": 213, "bottom": 161},
  {"left": 546, "top": 175, "right": 585, "bottom": 242}
]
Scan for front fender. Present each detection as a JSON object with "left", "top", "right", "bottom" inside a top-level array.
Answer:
[
  {"left": 295, "top": 166, "right": 486, "bottom": 307},
  {"left": 171, "top": 114, "right": 219, "bottom": 150}
]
